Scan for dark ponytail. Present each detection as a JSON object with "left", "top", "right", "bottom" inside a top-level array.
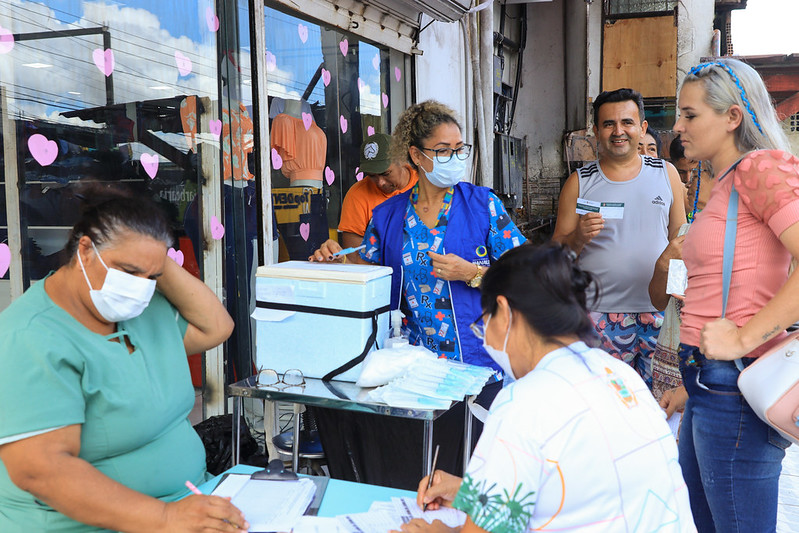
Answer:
[
  {"left": 480, "top": 242, "right": 598, "bottom": 346},
  {"left": 63, "top": 184, "right": 173, "bottom": 259}
]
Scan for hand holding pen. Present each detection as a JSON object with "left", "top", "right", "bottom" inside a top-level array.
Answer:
[
  {"left": 168, "top": 480, "right": 249, "bottom": 531},
  {"left": 416, "top": 448, "right": 464, "bottom": 512}
]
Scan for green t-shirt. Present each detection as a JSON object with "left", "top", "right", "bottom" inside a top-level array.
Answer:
[{"left": 0, "top": 276, "right": 206, "bottom": 532}]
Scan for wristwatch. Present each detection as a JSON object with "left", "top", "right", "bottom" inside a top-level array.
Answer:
[{"left": 468, "top": 264, "right": 483, "bottom": 288}]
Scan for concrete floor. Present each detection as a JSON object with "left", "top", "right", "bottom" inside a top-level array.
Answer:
[{"left": 780, "top": 444, "right": 799, "bottom": 533}]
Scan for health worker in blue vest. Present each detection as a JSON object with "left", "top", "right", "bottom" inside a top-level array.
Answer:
[{"left": 310, "top": 100, "right": 526, "bottom": 488}]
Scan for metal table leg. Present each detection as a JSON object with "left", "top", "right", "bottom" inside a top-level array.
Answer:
[
  {"left": 292, "top": 403, "right": 301, "bottom": 472},
  {"left": 463, "top": 395, "right": 475, "bottom": 473},
  {"left": 422, "top": 419, "right": 434, "bottom": 478},
  {"left": 233, "top": 396, "right": 242, "bottom": 466}
]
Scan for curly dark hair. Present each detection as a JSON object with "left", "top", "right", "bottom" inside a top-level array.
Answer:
[{"left": 390, "top": 100, "right": 461, "bottom": 170}]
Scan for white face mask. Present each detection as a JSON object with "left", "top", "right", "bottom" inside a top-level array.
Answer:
[
  {"left": 77, "top": 241, "right": 156, "bottom": 323},
  {"left": 420, "top": 151, "right": 467, "bottom": 188},
  {"left": 483, "top": 309, "right": 516, "bottom": 382}
]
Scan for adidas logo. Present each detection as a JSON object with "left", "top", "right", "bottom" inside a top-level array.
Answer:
[{"left": 652, "top": 195, "right": 665, "bottom": 206}]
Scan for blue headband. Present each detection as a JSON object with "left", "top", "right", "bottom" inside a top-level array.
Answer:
[{"left": 688, "top": 62, "right": 764, "bottom": 135}]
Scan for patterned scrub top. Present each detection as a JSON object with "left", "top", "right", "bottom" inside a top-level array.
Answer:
[
  {"left": 453, "top": 342, "right": 695, "bottom": 532},
  {"left": 361, "top": 185, "right": 525, "bottom": 359}
]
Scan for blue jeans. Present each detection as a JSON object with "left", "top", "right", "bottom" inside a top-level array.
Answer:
[{"left": 678, "top": 345, "right": 791, "bottom": 532}]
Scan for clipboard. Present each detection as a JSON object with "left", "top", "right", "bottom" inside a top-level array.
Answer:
[{"left": 212, "top": 461, "right": 328, "bottom": 518}]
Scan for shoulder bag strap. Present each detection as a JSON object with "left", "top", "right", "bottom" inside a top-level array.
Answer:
[{"left": 717, "top": 157, "right": 747, "bottom": 371}]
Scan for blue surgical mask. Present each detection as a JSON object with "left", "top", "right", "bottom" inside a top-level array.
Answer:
[
  {"left": 483, "top": 310, "right": 515, "bottom": 382},
  {"left": 420, "top": 151, "right": 467, "bottom": 188}
]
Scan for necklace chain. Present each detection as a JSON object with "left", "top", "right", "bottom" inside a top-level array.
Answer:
[{"left": 688, "top": 165, "right": 701, "bottom": 223}]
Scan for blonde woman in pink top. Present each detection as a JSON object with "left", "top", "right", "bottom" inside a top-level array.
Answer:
[{"left": 675, "top": 58, "right": 799, "bottom": 532}]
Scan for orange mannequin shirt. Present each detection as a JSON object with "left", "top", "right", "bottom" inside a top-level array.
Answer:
[
  {"left": 270, "top": 114, "right": 327, "bottom": 182},
  {"left": 338, "top": 169, "right": 418, "bottom": 237}
]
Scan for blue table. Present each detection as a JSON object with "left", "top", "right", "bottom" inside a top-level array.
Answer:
[{"left": 197, "top": 465, "right": 416, "bottom": 517}]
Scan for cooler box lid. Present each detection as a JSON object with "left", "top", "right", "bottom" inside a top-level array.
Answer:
[{"left": 256, "top": 261, "right": 392, "bottom": 284}]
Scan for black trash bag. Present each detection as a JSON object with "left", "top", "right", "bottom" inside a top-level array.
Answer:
[{"left": 193, "top": 414, "right": 265, "bottom": 476}]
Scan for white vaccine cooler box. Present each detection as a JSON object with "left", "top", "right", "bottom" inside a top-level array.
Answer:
[{"left": 254, "top": 261, "right": 393, "bottom": 382}]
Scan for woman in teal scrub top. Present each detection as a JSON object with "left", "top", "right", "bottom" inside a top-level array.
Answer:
[{"left": 0, "top": 189, "right": 247, "bottom": 532}]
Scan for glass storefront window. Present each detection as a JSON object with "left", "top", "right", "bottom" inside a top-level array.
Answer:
[
  {"left": 1, "top": 1, "right": 226, "bottom": 290},
  {"left": 264, "top": 4, "right": 407, "bottom": 259},
  {"left": 0, "top": 1, "right": 256, "bottom": 387}
]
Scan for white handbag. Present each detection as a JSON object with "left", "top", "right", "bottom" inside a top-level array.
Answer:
[
  {"left": 736, "top": 332, "right": 799, "bottom": 444},
  {"left": 722, "top": 171, "right": 799, "bottom": 445}
]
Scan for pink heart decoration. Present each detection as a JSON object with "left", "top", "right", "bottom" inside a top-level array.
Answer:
[
  {"left": 0, "top": 243, "right": 10, "bottom": 277},
  {"left": 28, "top": 133, "right": 58, "bottom": 166},
  {"left": 739, "top": 158, "right": 752, "bottom": 172},
  {"left": 206, "top": 7, "right": 219, "bottom": 32},
  {"left": 266, "top": 51, "right": 276, "bottom": 72},
  {"left": 325, "top": 166, "right": 335, "bottom": 186},
  {"left": 271, "top": 148, "right": 283, "bottom": 169},
  {"left": 209, "top": 119, "right": 222, "bottom": 138},
  {"left": 356, "top": 171, "right": 364, "bottom": 182},
  {"left": 167, "top": 247, "right": 185, "bottom": 267},
  {"left": 141, "top": 153, "right": 159, "bottom": 179},
  {"left": 372, "top": 53, "right": 379, "bottom": 71},
  {"left": 297, "top": 24, "right": 308, "bottom": 43},
  {"left": 382, "top": 92, "right": 389, "bottom": 108},
  {"left": 367, "top": 126, "right": 375, "bottom": 136},
  {"left": 301, "top": 112, "right": 313, "bottom": 131},
  {"left": 321, "top": 68, "right": 331, "bottom": 87},
  {"left": 357, "top": 78, "right": 366, "bottom": 92},
  {"left": 299, "top": 223, "right": 310, "bottom": 241},
  {"left": 210, "top": 215, "right": 225, "bottom": 240},
  {"left": 92, "top": 48, "right": 115, "bottom": 77},
  {"left": 175, "top": 51, "right": 192, "bottom": 76},
  {"left": 0, "top": 26, "right": 14, "bottom": 55},
  {"left": 339, "top": 39, "right": 348, "bottom": 57},
  {"left": 339, "top": 115, "right": 348, "bottom": 134},
  {"left": 758, "top": 159, "right": 773, "bottom": 172},
  {"left": 394, "top": 67, "right": 401, "bottom": 82}
]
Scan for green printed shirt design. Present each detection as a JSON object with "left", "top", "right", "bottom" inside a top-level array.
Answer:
[{"left": 453, "top": 474, "right": 536, "bottom": 533}]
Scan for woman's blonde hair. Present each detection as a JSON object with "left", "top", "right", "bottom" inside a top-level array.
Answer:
[
  {"left": 682, "top": 58, "right": 791, "bottom": 153},
  {"left": 390, "top": 100, "right": 461, "bottom": 169}
]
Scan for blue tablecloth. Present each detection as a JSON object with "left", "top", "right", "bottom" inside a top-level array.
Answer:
[{"left": 197, "top": 465, "right": 416, "bottom": 517}]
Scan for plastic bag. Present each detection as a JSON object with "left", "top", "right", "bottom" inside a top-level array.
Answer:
[
  {"left": 193, "top": 414, "right": 263, "bottom": 475},
  {"left": 356, "top": 344, "right": 437, "bottom": 387}
]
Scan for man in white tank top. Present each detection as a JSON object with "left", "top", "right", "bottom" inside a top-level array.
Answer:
[{"left": 553, "top": 88, "right": 686, "bottom": 388}]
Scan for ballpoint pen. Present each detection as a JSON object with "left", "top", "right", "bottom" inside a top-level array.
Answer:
[
  {"left": 332, "top": 244, "right": 366, "bottom": 257},
  {"left": 422, "top": 445, "right": 440, "bottom": 512},
  {"left": 185, "top": 480, "right": 203, "bottom": 495}
]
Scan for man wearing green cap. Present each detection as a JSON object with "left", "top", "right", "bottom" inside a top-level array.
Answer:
[{"left": 338, "top": 133, "right": 417, "bottom": 260}]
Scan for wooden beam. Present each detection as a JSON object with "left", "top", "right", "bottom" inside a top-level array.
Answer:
[
  {"left": 763, "top": 73, "right": 799, "bottom": 94},
  {"left": 776, "top": 92, "right": 799, "bottom": 121}
]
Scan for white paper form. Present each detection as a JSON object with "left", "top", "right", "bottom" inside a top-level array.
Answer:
[
  {"left": 391, "top": 497, "right": 466, "bottom": 528},
  {"left": 252, "top": 285, "right": 295, "bottom": 322},
  {"left": 212, "top": 474, "right": 316, "bottom": 532},
  {"left": 337, "top": 510, "right": 403, "bottom": 533},
  {"left": 575, "top": 198, "right": 625, "bottom": 219},
  {"left": 292, "top": 516, "right": 347, "bottom": 533}
]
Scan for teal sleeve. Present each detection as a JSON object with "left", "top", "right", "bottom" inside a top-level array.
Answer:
[{"left": 0, "top": 329, "right": 86, "bottom": 439}]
